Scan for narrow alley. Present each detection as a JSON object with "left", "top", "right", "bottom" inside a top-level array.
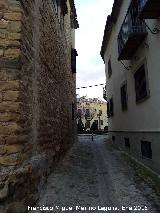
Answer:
[{"left": 30, "top": 135, "right": 159, "bottom": 213}]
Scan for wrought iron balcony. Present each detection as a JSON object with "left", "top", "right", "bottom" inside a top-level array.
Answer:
[
  {"left": 139, "top": 0, "right": 160, "bottom": 19},
  {"left": 118, "top": 0, "right": 147, "bottom": 60}
]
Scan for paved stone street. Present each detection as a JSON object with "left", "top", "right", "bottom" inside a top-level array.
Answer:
[{"left": 30, "top": 135, "right": 160, "bottom": 213}]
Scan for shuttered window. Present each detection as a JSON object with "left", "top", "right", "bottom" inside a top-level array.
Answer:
[
  {"left": 108, "top": 59, "right": 112, "bottom": 78},
  {"left": 71, "top": 48, "right": 78, "bottom": 73},
  {"left": 107, "top": 98, "right": 114, "bottom": 117},
  {"left": 121, "top": 82, "right": 128, "bottom": 111},
  {"left": 134, "top": 64, "right": 149, "bottom": 103}
]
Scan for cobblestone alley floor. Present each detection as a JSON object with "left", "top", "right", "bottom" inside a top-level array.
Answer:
[{"left": 31, "top": 135, "right": 160, "bottom": 213}]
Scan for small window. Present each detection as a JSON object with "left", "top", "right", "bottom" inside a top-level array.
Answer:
[
  {"left": 108, "top": 59, "right": 112, "bottom": 78},
  {"left": 71, "top": 48, "right": 78, "bottom": 73},
  {"left": 121, "top": 82, "right": 128, "bottom": 111},
  {"left": 112, "top": 136, "right": 115, "bottom": 141},
  {"left": 141, "top": 141, "right": 152, "bottom": 159},
  {"left": 124, "top": 138, "right": 130, "bottom": 148},
  {"left": 134, "top": 64, "right": 149, "bottom": 103},
  {"left": 99, "top": 110, "right": 102, "bottom": 115},
  {"left": 100, "top": 120, "right": 103, "bottom": 125}
]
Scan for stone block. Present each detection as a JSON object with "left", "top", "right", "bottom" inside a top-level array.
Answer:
[
  {"left": 3, "top": 90, "right": 19, "bottom": 101},
  {"left": 0, "top": 112, "right": 19, "bottom": 122},
  {"left": 5, "top": 135, "right": 28, "bottom": 145},
  {"left": 0, "top": 31, "right": 5, "bottom": 39},
  {"left": 0, "top": 81, "right": 20, "bottom": 91},
  {"left": 7, "top": 32, "right": 21, "bottom": 40},
  {"left": 0, "top": 19, "right": 8, "bottom": 29},
  {"left": 8, "top": 1, "right": 22, "bottom": 12},
  {"left": 0, "top": 69, "right": 20, "bottom": 81},
  {"left": 4, "top": 12, "right": 22, "bottom": 21},
  {"left": 4, "top": 48, "right": 20, "bottom": 58},
  {"left": 0, "top": 136, "right": 5, "bottom": 145},
  {"left": 8, "top": 21, "right": 21, "bottom": 32},
  {"left": 0, "top": 1, "right": 8, "bottom": 10},
  {"left": 0, "top": 155, "right": 19, "bottom": 166},
  {"left": 0, "top": 146, "right": 6, "bottom": 155},
  {"left": 0, "top": 102, "right": 20, "bottom": 112},
  {"left": 5, "top": 144, "right": 23, "bottom": 154},
  {"left": 0, "top": 48, "right": 4, "bottom": 57},
  {"left": 0, "top": 124, "right": 19, "bottom": 135}
]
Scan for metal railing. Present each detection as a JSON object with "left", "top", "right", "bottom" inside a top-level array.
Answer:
[
  {"left": 138, "top": 0, "right": 147, "bottom": 10},
  {"left": 118, "top": 0, "right": 146, "bottom": 57}
]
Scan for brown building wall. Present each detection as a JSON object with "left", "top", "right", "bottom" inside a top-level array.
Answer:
[{"left": 0, "top": 0, "right": 77, "bottom": 211}]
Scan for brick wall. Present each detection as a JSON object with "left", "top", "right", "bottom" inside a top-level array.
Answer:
[{"left": 0, "top": 0, "right": 78, "bottom": 212}]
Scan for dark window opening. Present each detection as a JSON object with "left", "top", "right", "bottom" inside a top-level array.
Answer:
[
  {"left": 107, "top": 98, "right": 114, "bottom": 117},
  {"left": 124, "top": 138, "right": 130, "bottom": 148},
  {"left": 134, "top": 64, "right": 149, "bottom": 103},
  {"left": 85, "top": 120, "right": 90, "bottom": 129},
  {"left": 141, "top": 141, "right": 152, "bottom": 159},
  {"left": 60, "top": 0, "right": 68, "bottom": 16},
  {"left": 112, "top": 136, "right": 115, "bottom": 141},
  {"left": 99, "top": 110, "right": 102, "bottom": 115},
  {"left": 108, "top": 59, "right": 112, "bottom": 78},
  {"left": 121, "top": 82, "right": 128, "bottom": 111},
  {"left": 71, "top": 48, "right": 78, "bottom": 73},
  {"left": 100, "top": 120, "right": 103, "bottom": 125}
]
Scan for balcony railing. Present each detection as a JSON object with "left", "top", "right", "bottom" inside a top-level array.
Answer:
[
  {"left": 139, "top": 0, "right": 160, "bottom": 19},
  {"left": 118, "top": 0, "right": 147, "bottom": 60}
]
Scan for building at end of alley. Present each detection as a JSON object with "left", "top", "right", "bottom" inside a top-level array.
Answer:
[
  {"left": 0, "top": 0, "right": 78, "bottom": 212},
  {"left": 77, "top": 96, "right": 108, "bottom": 132},
  {"left": 101, "top": 0, "right": 160, "bottom": 174}
]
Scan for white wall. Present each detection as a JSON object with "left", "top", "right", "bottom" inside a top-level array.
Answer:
[{"left": 104, "top": 0, "right": 160, "bottom": 132}]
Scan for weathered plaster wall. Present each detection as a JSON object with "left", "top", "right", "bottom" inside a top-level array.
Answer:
[{"left": 0, "top": 0, "right": 77, "bottom": 212}]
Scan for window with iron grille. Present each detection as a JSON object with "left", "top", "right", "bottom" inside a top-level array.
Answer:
[
  {"left": 121, "top": 82, "right": 128, "bottom": 111},
  {"left": 141, "top": 141, "right": 152, "bottom": 159},
  {"left": 124, "top": 138, "right": 130, "bottom": 149},
  {"left": 71, "top": 48, "right": 78, "bottom": 73},
  {"left": 108, "top": 59, "right": 112, "bottom": 78},
  {"left": 134, "top": 64, "right": 149, "bottom": 103}
]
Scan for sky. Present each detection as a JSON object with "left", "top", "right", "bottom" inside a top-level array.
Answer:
[{"left": 75, "top": 0, "right": 114, "bottom": 100}]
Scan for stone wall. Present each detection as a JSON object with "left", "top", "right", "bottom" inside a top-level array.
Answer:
[{"left": 0, "top": 0, "right": 77, "bottom": 212}]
